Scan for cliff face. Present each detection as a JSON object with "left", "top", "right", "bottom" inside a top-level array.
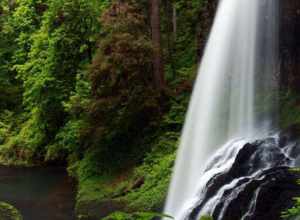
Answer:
[{"left": 280, "top": 0, "right": 300, "bottom": 92}]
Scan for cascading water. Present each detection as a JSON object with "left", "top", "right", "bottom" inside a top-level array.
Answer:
[{"left": 164, "top": 0, "right": 279, "bottom": 219}]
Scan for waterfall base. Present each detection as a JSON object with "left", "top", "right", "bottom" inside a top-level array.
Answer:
[{"left": 186, "top": 125, "right": 300, "bottom": 220}]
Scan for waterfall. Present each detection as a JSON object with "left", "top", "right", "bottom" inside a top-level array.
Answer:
[{"left": 164, "top": 0, "right": 279, "bottom": 219}]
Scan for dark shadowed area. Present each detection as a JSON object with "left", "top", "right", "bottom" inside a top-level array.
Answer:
[{"left": 0, "top": 166, "right": 75, "bottom": 220}]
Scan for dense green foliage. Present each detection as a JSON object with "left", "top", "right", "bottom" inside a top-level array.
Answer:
[
  {"left": 0, "top": 202, "right": 23, "bottom": 220},
  {"left": 0, "top": 0, "right": 104, "bottom": 164},
  {"left": 0, "top": 0, "right": 209, "bottom": 218}
]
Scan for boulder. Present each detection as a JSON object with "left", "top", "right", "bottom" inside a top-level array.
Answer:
[{"left": 189, "top": 126, "right": 300, "bottom": 220}]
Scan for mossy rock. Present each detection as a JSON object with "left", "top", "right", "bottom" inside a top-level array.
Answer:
[
  {"left": 199, "top": 216, "right": 213, "bottom": 220},
  {"left": 0, "top": 202, "right": 23, "bottom": 220}
]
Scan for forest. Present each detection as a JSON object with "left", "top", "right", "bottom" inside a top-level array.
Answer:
[{"left": 1, "top": 0, "right": 300, "bottom": 220}]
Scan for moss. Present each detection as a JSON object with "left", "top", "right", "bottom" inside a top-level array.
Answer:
[
  {"left": 0, "top": 202, "right": 22, "bottom": 220},
  {"left": 102, "top": 211, "right": 173, "bottom": 220},
  {"left": 123, "top": 150, "right": 176, "bottom": 211},
  {"left": 280, "top": 91, "right": 300, "bottom": 128},
  {"left": 74, "top": 131, "right": 179, "bottom": 219},
  {"left": 199, "top": 216, "right": 213, "bottom": 220},
  {"left": 102, "top": 212, "right": 132, "bottom": 220},
  {"left": 74, "top": 92, "right": 189, "bottom": 219},
  {"left": 75, "top": 133, "right": 178, "bottom": 219}
]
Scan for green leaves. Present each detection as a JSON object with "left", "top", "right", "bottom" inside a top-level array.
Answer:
[
  {"left": 103, "top": 211, "right": 174, "bottom": 220},
  {"left": 0, "top": 202, "right": 23, "bottom": 220},
  {"left": 282, "top": 197, "right": 300, "bottom": 219},
  {"left": 0, "top": 0, "right": 103, "bottom": 162},
  {"left": 0, "top": 0, "right": 205, "bottom": 217}
]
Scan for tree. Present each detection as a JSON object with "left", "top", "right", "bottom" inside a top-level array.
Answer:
[
  {"left": 150, "top": 0, "right": 165, "bottom": 89},
  {"left": 8, "top": 0, "right": 15, "bottom": 11},
  {"left": 1, "top": 0, "right": 101, "bottom": 161},
  {"left": 85, "top": 1, "right": 162, "bottom": 168},
  {"left": 161, "top": 0, "right": 176, "bottom": 79}
]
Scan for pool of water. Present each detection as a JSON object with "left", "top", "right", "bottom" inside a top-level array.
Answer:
[{"left": 0, "top": 166, "right": 76, "bottom": 220}]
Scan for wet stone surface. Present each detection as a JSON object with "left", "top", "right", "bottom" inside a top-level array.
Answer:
[{"left": 189, "top": 126, "right": 300, "bottom": 220}]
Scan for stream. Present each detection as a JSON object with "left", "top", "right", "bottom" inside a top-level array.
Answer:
[{"left": 0, "top": 166, "right": 76, "bottom": 220}]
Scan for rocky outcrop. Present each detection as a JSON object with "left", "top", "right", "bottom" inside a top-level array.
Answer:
[{"left": 189, "top": 126, "right": 300, "bottom": 220}]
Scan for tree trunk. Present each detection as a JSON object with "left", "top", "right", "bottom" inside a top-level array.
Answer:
[
  {"left": 172, "top": 5, "right": 177, "bottom": 40},
  {"left": 163, "top": 0, "right": 176, "bottom": 79},
  {"left": 150, "top": 0, "right": 165, "bottom": 89},
  {"left": 8, "top": 0, "right": 15, "bottom": 11}
]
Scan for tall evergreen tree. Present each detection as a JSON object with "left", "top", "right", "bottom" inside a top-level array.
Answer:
[{"left": 150, "top": 0, "right": 165, "bottom": 89}]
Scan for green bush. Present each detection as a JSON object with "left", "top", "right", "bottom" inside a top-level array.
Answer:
[{"left": 0, "top": 202, "right": 23, "bottom": 220}]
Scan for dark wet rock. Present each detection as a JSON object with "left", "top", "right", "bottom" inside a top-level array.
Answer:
[
  {"left": 279, "top": 124, "right": 300, "bottom": 144},
  {"left": 218, "top": 167, "right": 300, "bottom": 220},
  {"left": 189, "top": 126, "right": 300, "bottom": 220},
  {"left": 279, "top": 0, "right": 300, "bottom": 91},
  {"left": 0, "top": 202, "right": 23, "bottom": 220}
]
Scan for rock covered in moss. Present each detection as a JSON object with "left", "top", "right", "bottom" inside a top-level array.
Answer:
[
  {"left": 0, "top": 202, "right": 22, "bottom": 220},
  {"left": 199, "top": 216, "right": 213, "bottom": 220}
]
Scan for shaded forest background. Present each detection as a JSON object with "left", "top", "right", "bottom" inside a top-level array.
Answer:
[
  {"left": 0, "top": 0, "right": 217, "bottom": 219},
  {"left": 1, "top": 0, "right": 300, "bottom": 219}
]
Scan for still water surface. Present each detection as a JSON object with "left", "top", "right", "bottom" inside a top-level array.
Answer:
[{"left": 0, "top": 166, "right": 75, "bottom": 220}]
